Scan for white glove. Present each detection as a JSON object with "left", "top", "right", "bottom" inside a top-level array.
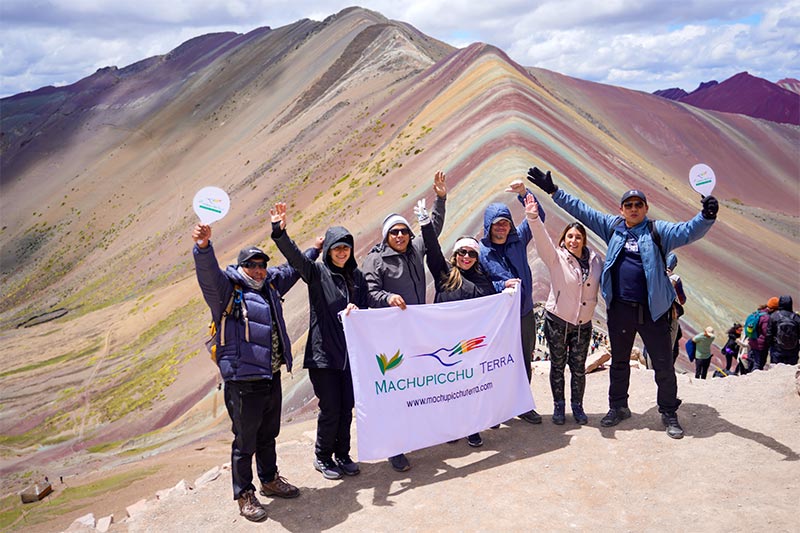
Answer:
[{"left": 414, "top": 198, "right": 431, "bottom": 225}]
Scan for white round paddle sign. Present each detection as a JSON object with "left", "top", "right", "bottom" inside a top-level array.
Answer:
[
  {"left": 193, "top": 187, "right": 230, "bottom": 224},
  {"left": 689, "top": 164, "right": 716, "bottom": 197}
]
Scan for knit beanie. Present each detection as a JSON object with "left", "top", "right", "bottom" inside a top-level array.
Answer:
[
  {"left": 767, "top": 297, "right": 779, "bottom": 310},
  {"left": 382, "top": 214, "right": 413, "bottom": 241}
]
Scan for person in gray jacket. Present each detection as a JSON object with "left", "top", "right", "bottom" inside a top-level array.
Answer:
[
  {"left": 361, "top": 171, "right": 447, "bottom": 472},
  {"left": 193, "top": 223, "right": 319, "bottom": 522}
]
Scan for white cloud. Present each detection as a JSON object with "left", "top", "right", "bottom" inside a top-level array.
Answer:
[{"left": 1, "top": 0, "right": 798, "bottom": 97}]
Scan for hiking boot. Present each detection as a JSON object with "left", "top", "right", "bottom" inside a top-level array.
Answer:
[
  {"left": 237, "top": 489, "right": 267, "bottom": 522},
  {"left": 600, "top": 407, "right": 632, "bottom": 427},
  {"left": 662, "top": 413, "right": 685, "bottom": 439},
  {"left": 519, "top": 409, "right": 543, "bottom": 424},
  {"left": 313, "top": 457, "right": 344, "bottom": 480},
  {"left": 260, "top": 474, "right": 299, "bottom": 499},
  {"left": 571, "top": 402, "right": 589, "bottom": 425},
  {"left": 467, "top": 433, "right": 483, "bottom": 448},
  {"left": 552, "top": 400, "right": 566, "bottom": 425},
  {"left": 388, "top": 453, "right": 411, "bottom": 472},
  {"left": 335, "top": 455, "right": 360, "bottom": 476}
]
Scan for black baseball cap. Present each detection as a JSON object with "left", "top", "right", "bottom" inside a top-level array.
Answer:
[
  {"left": 620, "top": 189, "right": 647, "bottom": 205},
  {"left": 238, "top": 246, "right": 269, "bottom": 265}
]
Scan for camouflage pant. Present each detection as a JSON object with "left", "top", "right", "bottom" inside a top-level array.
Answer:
[{"left": 544, "top": 311, "right": 592, "bottom": 403}]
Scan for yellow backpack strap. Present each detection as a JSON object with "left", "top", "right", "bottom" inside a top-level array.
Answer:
[{"left": 219, "top": 284, "right": 241, "bottom": 347}]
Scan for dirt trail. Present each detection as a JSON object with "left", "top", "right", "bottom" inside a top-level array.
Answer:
[{"left": 22, "top": 363, "right": 800, "bottom": 532}]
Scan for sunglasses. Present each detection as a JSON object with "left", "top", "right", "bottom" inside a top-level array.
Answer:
[
  {"left": 242, "top": 261, "right": 267, "bottom": 269},
  {"left": 623, "top": 201, "right": 645, "bottom": 209},
  {"left": 456, "top": 249, "right": 479, "bottom": 259},
  {"left": 388, "top": 228, "right": 410, "bottom": 236}
]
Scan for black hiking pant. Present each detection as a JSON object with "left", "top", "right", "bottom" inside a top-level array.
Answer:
[
  {"left": 224, "top": 375, "right": 282, "bottom": 500},
  {"left": 309, "top": 367, "right": 354, "bottom": 461},
  {"left": 607, "top": 300, "right": 680, "bottom": 414}
]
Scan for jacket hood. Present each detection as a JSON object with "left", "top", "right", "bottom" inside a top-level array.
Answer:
[
  {"left": 323, "top": 226, "right": 357, "bottom": 271},
  {"left": 778, "top": 295, "right": 793, "bottom": 312},
  {"left": 482, "top": 203, "right": 517, "bottom": 238}
]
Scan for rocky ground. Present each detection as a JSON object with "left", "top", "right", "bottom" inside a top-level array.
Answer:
[{"left": 16, "top": 361, "right": 800, "bottom": 533}]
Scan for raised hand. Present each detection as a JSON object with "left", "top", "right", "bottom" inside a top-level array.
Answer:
[
  {"left": 414, "top": 198, "right": 431, "bottom": 225},
  {"left": 505, "top": 179, "right": 526, "bottom": 196},
  {"left": 524, "top": 193, "right": 539, "bottom": 221},
  {"left": 193, "top": 224, "right": 211, "bottom": 247},
  {"left": 701, "top": 195, "right": 718, "bottom": 219},
  {"left": 526, "top": 167, "right": 557, "bottom": 194},
  {"left": 270, "top": 202, "right": 288, "bottom": 230},
  {"left": 433, "top": 171, "right": 447, "bottom": 198},
  {"left": 314, "top": 236, "right": 324, "bottom": 250}
]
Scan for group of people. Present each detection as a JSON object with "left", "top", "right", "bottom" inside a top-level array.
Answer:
[
  {"left": 686, "top": 295, "right": 799, "bottom": 380},
  {"left": 193, "top": 165, "right": 719, "bottom": 522}
]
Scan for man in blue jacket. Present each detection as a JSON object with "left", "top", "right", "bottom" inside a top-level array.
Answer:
[
  {"left": 527, "top": 168, "right": 717, "bottom": 439},
  {"left": 193, "top": 223, "right": 320, "bottom": 521},
  {"left": 479, "top": 181, "right": 546, "bottom": 424}
]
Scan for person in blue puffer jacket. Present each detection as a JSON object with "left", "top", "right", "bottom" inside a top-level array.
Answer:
[
  {"left": 479, "top": 180, "right": 546, "bottom": 425},
  {"left": 193, "top": 223, "right": 320, "bottom": 522},
  {"left": 527, "top": 167, "right": 717, "bottom": 440}
]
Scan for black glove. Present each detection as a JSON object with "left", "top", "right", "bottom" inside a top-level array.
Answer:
[
  {"left": 701, "top": 195, "right": 718, "bottom": 219},
  {"left": 526, "top": 167, "right": 558, "bottom": 194}
]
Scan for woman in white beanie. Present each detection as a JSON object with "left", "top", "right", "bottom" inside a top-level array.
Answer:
[{"left": 415, "top": 198, "right": 495, "bottom": 447}]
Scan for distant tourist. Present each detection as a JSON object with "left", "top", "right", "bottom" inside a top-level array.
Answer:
[
  {"left": 693, "top": 327, "right": 715, "bottom": 379},
  {"left": 417, "top": 198, "right": 495, "bottom": 446},
  {"left": 528, "top": 195, "right": 601, "bottom": 425},
  {"left": 766, "top": 295, "right": 800, "bottom": 365},
  {"left": 271, "top": 203, "right": 368, "bottom": 482},
  {"left": 527, "top": 166, "right": 717, "bottom": 439},
  {"left": 722, "top": 323, "right": 743, "bottom": 371},
  {"left": 362, "top": 172, "right": 447, "bottom": 473},
  {"left": 193, "top": 223, "right": 315, "bottom": 522},
  {"left": 479, "top": 180, "right": 547, "bottom": 426},
  {"left": 746, "top": 301, "right": 775, "bottom": 370}
]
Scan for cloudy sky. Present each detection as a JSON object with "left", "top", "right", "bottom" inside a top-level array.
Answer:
[{"left": 1, "top": 0, "right": 798, "bottom": 98}]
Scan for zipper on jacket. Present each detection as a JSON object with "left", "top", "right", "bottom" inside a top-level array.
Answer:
[{"left": 332, "top": 271, "right": 351, "bottom": 371}]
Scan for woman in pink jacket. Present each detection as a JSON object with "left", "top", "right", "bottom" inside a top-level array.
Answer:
[{"left": 526, "top": 194, "right": 602, "bottom": 425}]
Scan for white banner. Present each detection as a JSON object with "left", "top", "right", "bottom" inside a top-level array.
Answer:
[{"left": 341, "top": 289, "right": 535, "bottom": 461}]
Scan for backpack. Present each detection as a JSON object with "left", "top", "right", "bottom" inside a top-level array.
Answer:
[
  {"left": 648, "top": 221, "right": 684, "bottom": 317},
  {"left": 744, "top": 310, "right": 763, "bottom": 340},
  {"left": 685, "top": 338, "right": 696, "bottom": 362},
  {"left": 205, "top": 284, "right": 247, "bottom": 363},
  {"left": 774, "top": 313, "right": 799, "bottom": 351}
]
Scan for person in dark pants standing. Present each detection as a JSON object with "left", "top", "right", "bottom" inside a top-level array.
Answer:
[
  {"left": 362, "top": 172, "right": 447, "bottom": 472},
  {"left": 271, "top": 202, "right": 369, "bottom": 481},
  {"left": 193, "top": 224, "right": 318, "bottom": 522},
  {"left": 527, "top": 167, "right": 717, "bottom": 439}
]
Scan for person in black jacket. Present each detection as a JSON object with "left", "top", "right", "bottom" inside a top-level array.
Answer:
[
  {"left": 416, "top": 199, "right": 496, "bottom": 447},
  {"left": 722, "top": 323, "right": 743, "bottom": 371},
  {"left": 271, "top": 202, "right": 369, "bottom": 481},
  {"left": 767, "top": 295, "right": 800, "bottom": 365},
  {"left": 193, "top": 223, "right": 319, "bottom": 522}
]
